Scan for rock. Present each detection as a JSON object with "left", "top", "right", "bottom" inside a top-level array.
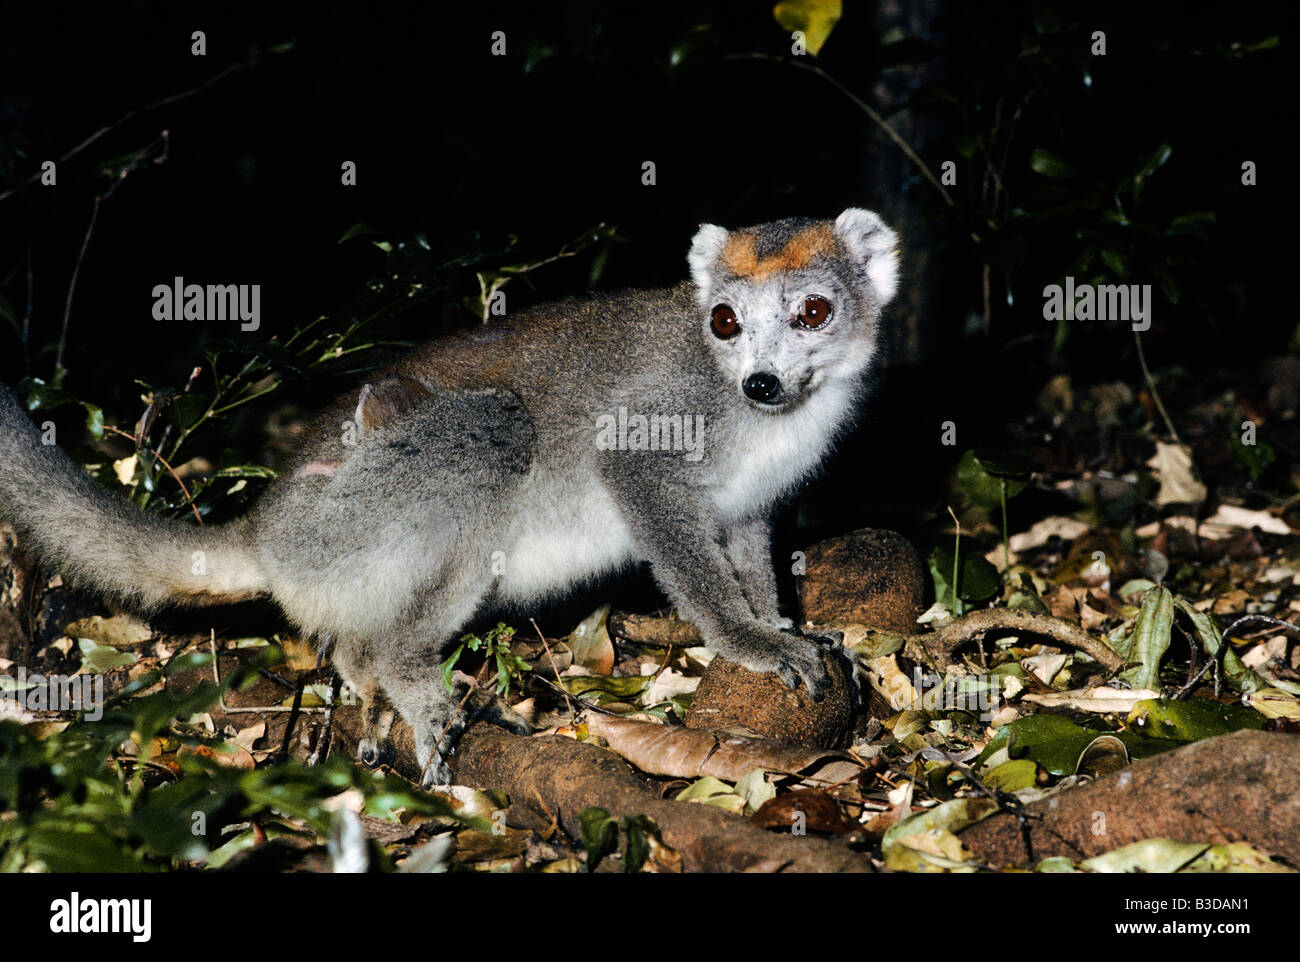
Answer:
[
  {"left": 683, "top": 649, "right": 854, "bottom": 749},
  {"left": 797, "top": 528, "right": 925, "bottom": 634}
]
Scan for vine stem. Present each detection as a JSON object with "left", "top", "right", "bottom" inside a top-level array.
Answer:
[
  {"left": 1134, "top": 328, "right": 1181, "bottom": 444},
  {"left": 1000, "top": 478, "right": 1010, "bottom": 573},
  {"left": 102, "top": 424, "right": 204, "bottom": 525},
  {"left": 723, "top": 53, "right": 958, "bottom": 211}
]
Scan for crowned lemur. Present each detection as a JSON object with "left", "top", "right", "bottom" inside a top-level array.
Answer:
[{"left": 0, "top": 208, "right": 900, "bottom": 785}]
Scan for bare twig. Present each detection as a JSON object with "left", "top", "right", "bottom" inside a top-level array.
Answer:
[
  {"left": 56, "top": 132, "right": 170, "bottom": 376},
  {"left": 909, "top": 608, "right": 1127, "bottom": 674},
  {"left": 530, "top": 617, "right": 575, "bottom": 724},
  {"left": 101, "top": 423, "right": 204, "bottom": 524},
  {"left": 1174, "top": 613, "right": 1300, "bottom": 699},
  {"left": 0, "top": 64, "right": 243, "bottom": 202},
  {"left": 724, "top": 53, "right": 956, "bottom": 210},
  {"left": 1134, "top": 328, "right": 1182, "bottom": 444}
]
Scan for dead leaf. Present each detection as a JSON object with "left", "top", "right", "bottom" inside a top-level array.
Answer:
[
  {"left": 179, "top": 741, "right": 255, "bottom": 770},
  {"left": 1147, "top": 441, "right": 1207, "bottom": 507},
  {"left": 63, "top": 614, "right": 154, "bottom": 648},
  {"left": 1021, "top": 686, "right": 1161, "bottom": 713},
  {"left": 583, "top": 713, "right": 862, "bottom": 785},
  {"left": 566, "top": 605, "right": 615, "bottom": 675},
  {"left": 750, "top": 789, "right": 856, "bottom": 835},
  {"left": 233, "top": 722, "right": 267, "bottom": 752}
]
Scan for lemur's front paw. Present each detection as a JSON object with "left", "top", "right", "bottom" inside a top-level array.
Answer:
[
  {"left": 731, "top": 629, "right": 831, "bottom": 701},
  {"left": 798, "top": 625, "right": 845, "bottom": 646},
  {"left": 417, "top": 706, "right": 469, "bottom": 788},
  {"left": 420, "top": 752, "right": 454, "bottom": 789}
]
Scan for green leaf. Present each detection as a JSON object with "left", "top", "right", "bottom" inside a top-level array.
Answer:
[
  {"left": 560, "top": 674, "right": 651, "bottom": 702},
  {"left": 620, "top": 814, "right": 656, "bottom": 873},
  {"left": 19, "top": 823, "right": 146, "bottom": 872},
  {"left": 929, "top": 545, "right": 1001, "bottom": 609},
  {"left": 578, "top": 807, "right": 618, "bottom": 872},
  {"left": 735, "top": 768, "right": 776, "bottom": 815},
  {"left": 983, "top": 758, "right": 1038, "bottom": 792},
  {"left": 77, "top": 638, "right": 137, "bottom": 673},
  {"left": 674, "top": 776, "right": 737, "bottom": 802},
  {"left": 977, "top": 713, "right": 1181, "bottom": 776},
  {"left": 169, "top": 393, "right": 212, "bottom": 432},
  {"left": 1126, "top": 698, "right": 1265, "bottom": 742},
  {"left": 80, "top": 403, "right": 104, "bottom": 440},
  {"left": 130, "top": 777, "right": 225, "bottom": 861},
  {"left": 1037, "top": 856, "right": 1080, "bottom": 873},
  {"left": 17, "top": 376, "right": 76, "bottom": 413},
  {"left": 882, "top": 796, "right": 1000, "bottom": 854},
  {"left": 957, "top": 450, "right": 1027, "bottom": 510},
  {"left": 1132, "top": 143, "right": 1173, "bottom": 198},
  {"left": 1116, "top": 585, "right": 1174, "bottom": 691},
  {"left": 1181, "top": 842, "right": 1294, "bottom": 873},
  {"left": 337, "top": 223, "right": 386, "bottom": 244},
  {"left": 1029, "top": 148, "right": 1090, "bottom": 181},
  {"left": 212, "top": 464, "right": 279, "bottom": 480},
  {"left": 1082, "top": 838, "right": 1208, "bottom": 874},
  {"left": 773, "top": 0, "right": 843, "bottom": 57},
  {"left": 1099, "top": 247, "right": 1127, "bottom": 279}
]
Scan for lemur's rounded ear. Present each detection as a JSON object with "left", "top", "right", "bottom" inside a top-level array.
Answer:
[
  {"left": 687, "top": 223, "right": 729, "bottom": 290},
  {"left": 834, "top": 208, "right": 899, "bottom": 304}
]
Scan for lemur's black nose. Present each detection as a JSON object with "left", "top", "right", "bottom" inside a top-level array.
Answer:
[{"left": 742, "top": 372, "right": 782, "bottom": 403}]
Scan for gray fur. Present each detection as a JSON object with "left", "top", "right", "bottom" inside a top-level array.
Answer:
[{"left": 0, "top": 208, "right": 899, "bottom": 785}]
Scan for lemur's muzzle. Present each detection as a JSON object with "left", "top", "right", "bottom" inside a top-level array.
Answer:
[{"left": 742, "top": 371, "right": 782, "bottom": 404}]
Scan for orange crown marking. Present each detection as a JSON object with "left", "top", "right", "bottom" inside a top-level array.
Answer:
[{"left": 721, "top": 224, "right": 836, "bottom": 281}]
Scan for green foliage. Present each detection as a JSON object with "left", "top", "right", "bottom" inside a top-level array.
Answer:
[
  {"left": 1116, "top": 583, "right": 1175, "bottom": 691},
  {"left": 0, "top": 646, "right": 465, "bottom": 872},
  {"left": 929, "top": 544, "right": 1001, "bottom": 616},
  {"left": 957, "top": 449, "right": 1030, "bottom": 570},
  {"left": 440, "top": 622, "right": 531, "bottom": 696},
  {"left": 976, "top": 713, "right": 1182, "bottom": 778},
  {"left": 1233, "top": 435, "right": 1276, "bottom": 481},
  {"left": 577, "top": 807, "right": 656, "bottom": 872},
  {"left": 957, "top": 449, "right": 1028, "bottom": 510},
  {"left": 16, "top": 374, "right": 104, "bottom": 440}
]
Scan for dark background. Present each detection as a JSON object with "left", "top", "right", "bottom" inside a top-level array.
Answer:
[{"left": 0, "top": 1, "right": 1292, "bottom": 577}]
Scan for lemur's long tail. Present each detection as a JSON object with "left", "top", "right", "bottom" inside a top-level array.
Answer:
[{"left": 0, "top": 381, "right": 268, "bottom": 610}]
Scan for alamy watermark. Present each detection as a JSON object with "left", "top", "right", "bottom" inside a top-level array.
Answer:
[
  {"left": 1, "top": 668, "right": 105, "bottom": 721},
  {"left": 1042, "top": 275, "right": 1151, "bottom": 331},
  {"left": 152, "top": 276, "right": 260, "bottom": 331},
  {"left": 595, "top": 407, "right": 706, "bottom": 462}
]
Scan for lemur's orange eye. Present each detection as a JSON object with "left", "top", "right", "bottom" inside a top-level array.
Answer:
[
  {"left": 711, "top": 304, "right": 740, "bottom": 339},
  {"left": 797, "top": 295, "right": 833, "bottom": 329}
]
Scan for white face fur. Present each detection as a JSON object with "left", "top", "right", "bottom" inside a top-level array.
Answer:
[{"left": 687, "top": 208, "right": 899, "bottom": 412}]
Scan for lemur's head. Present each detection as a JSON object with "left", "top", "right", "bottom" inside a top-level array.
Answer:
[{"left": 687, "top": 208, "right": 898, "bottom": 411}]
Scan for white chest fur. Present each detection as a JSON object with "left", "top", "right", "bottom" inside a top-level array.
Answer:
[{"left": 708, "top": 379, "right": 855, "bottom": 522}]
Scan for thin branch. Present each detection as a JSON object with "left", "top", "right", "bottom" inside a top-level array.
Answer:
[
  {"left": 910, "top": 608, "right": 1127, "bottom": 673},
  {"left": 531, "top": 617, "right": 575, "bottom": 725},
  {"left": 102, "top": 423, "right": 205, "bottom": 525},
  {"left": 724, "top": 52, "right": 956, "bottom": 209},
  {"left": 56, "top": 132, "right": 170, "bottom": 376},
  {"left": 1133, "top": 328, "right": 1182, "bottom": 444},
  {"left": 0, "top": 64, "right": 244, "bottom": 202}
]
